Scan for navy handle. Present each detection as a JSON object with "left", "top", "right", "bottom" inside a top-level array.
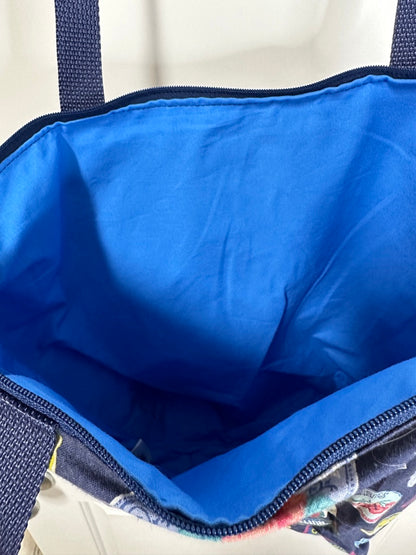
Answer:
[
  {"left": 0, "top": 392, "right": 56, "bottom": 555},
  {"left": 391, "top": 0, "right": 416, "bottom": 68},
  {"left": 54, "top": 0, "right": 105, "bottom": 112}
]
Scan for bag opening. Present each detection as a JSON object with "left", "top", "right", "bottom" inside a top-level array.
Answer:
[{"left": 2, "top": 74, "right": 416, "bottom": 524}]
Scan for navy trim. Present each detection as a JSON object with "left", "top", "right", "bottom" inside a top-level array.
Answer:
[
  {"left": 55, "top": 0, "right": 105, "bottom": 111},
  {"left": 2, "top": 66, "right": 416, "bottom": 165},
  {"left": 391, "top": 0, "right": 416, "bottom": 69},
  {"left": 0, "top": 390, "right": 55, "bottom": 554}
]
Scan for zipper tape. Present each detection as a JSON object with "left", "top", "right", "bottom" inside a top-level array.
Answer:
[
  {"left": 1, "top": 373, "right": 416, "bottom": 537},
  {"left": 2, "top": 65, "right": 416, "bottom": 164}
]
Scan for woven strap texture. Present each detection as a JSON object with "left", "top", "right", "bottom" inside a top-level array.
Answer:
[
  {"left": 391, "top": 0, "right": 416, "bottom": 68},
  {"left": 54, "top": 0, "right": 105, "bottom": 112},
  {"left": 0, "top": 392, "right": 55, "bottom": 555}
]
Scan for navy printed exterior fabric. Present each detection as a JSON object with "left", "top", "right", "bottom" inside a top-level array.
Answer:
[
  {"left": 291, "top": 418, "right": 416, "bottom": 553},
  {"left": 319, "top": 424, "right": 416, "bottom": 553}
]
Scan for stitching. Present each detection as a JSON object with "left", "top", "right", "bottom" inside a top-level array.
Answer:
[{"left": 0, "top": 77, "right": 384, "bottom": 178}]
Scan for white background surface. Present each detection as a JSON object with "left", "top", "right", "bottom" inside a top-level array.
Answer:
[
  {"left": 0, "top": 0, "right": 397, "bottom": 143},
  {"left": 2, "top": 1, "right": 415, "bottom": 553}
]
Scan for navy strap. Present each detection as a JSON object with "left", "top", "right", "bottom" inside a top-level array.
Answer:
[
  {"left": 391, "top": 0, "right": 416, "bottom": 68},
  {"left": 54, "top": 0, "right": 105, "bottom": 112},
  {"left": 0, "top": 392, "right": 56, "bottom": 555}
]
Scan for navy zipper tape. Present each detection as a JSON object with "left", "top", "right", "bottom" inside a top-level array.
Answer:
[
  {"left": 2, "top": 65, "right": 416, "bottom": 164},
  {"left": 1, "top": 372, "right": 416, "bottom": 537}
]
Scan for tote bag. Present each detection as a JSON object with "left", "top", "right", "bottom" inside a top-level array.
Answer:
[{"left": 2, "top": 1, "right": 416, "bottom": 554}]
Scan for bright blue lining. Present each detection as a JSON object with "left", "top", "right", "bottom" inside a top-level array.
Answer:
[{"left": 1, "top": 75, "right": 416, "bottom": 523}]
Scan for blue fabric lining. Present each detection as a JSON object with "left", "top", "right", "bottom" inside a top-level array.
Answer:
[{"left": 1, "top": 74, "right": 416, "bottom": 523}]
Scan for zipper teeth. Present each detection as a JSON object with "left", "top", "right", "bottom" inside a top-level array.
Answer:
[
  {"left": 0, "top": 373, "right": 415, "bottom": 537},
  {"left": 2, "top": 65, "right": 416, "bottom": 163}
]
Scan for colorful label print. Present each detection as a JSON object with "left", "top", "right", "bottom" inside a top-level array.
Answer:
[
  {"left": 350, "top": 489, "right": 402, "bottom": 523},
  {"left": 360, "top": 513, "right": 400, "bottom": 537},
  {"left": 307, "top": 461, "right": 358, "bottom": 510}
]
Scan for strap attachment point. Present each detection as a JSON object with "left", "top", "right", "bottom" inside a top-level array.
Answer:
[{"left": 54, "top": 0, "right": 105, "bottom": 112}]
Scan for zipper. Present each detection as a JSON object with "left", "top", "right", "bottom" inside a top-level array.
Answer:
[
  {"left": 2, "top": 65, "right": 416, "bottom": 164},
  {"left": 1, "top": 371, "right": 416, "bottom": 537}
]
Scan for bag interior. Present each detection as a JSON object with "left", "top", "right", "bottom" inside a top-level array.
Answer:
[{"left": 1, "top": 74, "right": 416, "bottom": 524}]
